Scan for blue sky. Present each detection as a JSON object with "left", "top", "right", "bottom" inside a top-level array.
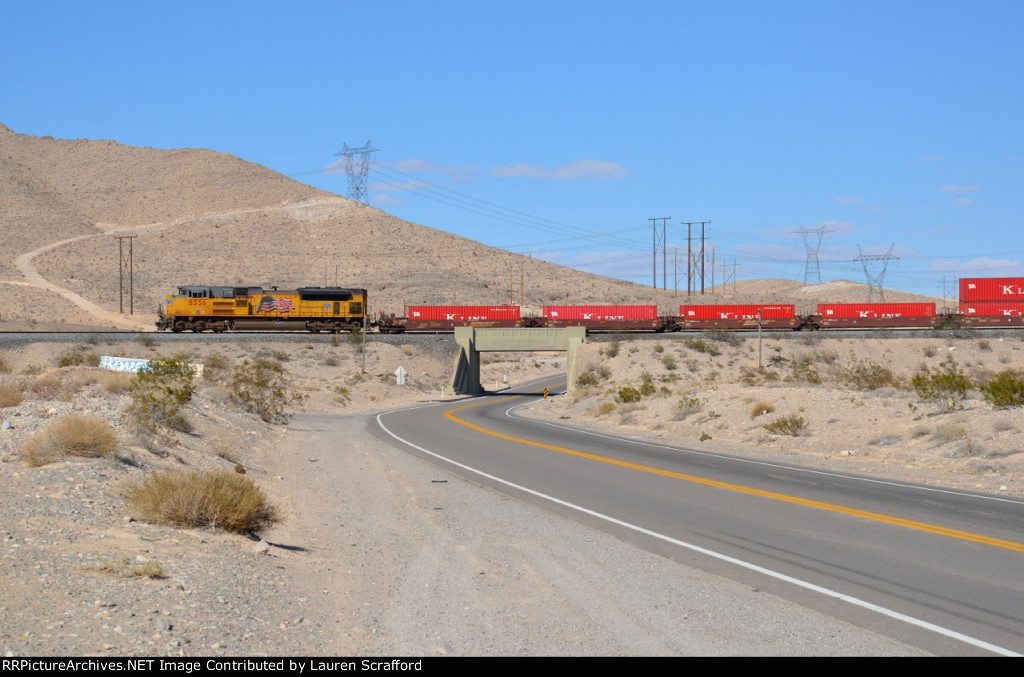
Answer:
[{"left": 3, "top": 1, "right": 1022, "bottom": 297}]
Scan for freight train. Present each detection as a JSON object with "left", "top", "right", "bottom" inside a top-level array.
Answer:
[{"left": 155, "top": 278, "right": 1024, "bottom": 334}]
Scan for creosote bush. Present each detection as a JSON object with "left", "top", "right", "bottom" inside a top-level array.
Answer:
[
  {"left": 912, "top": 360, "right": 971, "bottom": 412},
  {"left": 845, "top": 357, "right": 899, "bottom": 390},
  {"left": 980, "top": 370, "right": 1024, "bottom": 408},
  {"left": 674, "top": 393, "right": 706, "bottom": 419},
  {"left": 57, "top": 346, "right": 100, "bottom": 368},
  {"left": 750, "top": 401, "right": 775, "bottom": 418},
  {"left": 616, "top": 386, "right": 642, "bottom": 404},
  {"left": 763, "top": 414, "right": 808, "bottom": 436},
  {"left": 125, "top": 470, "right": 279, "bottom": 534},
  {"left": 126, "top": 356, "right": 197, "bottom": 439},
  {"left": 683, "top": 336, "right": 721, "bottom": 356},
  {"left": 23, "top": 415, "right": 117, "bottom": 466},
  {"left": 229, "top": 357, "right": 304, "bottom": 424}
]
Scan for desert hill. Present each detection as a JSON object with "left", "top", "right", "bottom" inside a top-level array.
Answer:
[{"left": 0, "top": 124, "right": 942, "bottom": 329}]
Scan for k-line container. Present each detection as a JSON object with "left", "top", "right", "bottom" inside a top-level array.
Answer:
[
  {"left": 817, "top": 303, "right": 936, "bottom": 318},
  {"left": 959, "top": 278, "right": 1024, "bottom": 302},
  {"left": 679, "top": 304, "right": 795, "bottom": 319},
  {"left": 959, "top": 301, "right": 1024, "bottom": 316},
  {"left": 543, "top": 305, "right": 658, "bottom": 320},
  {"left": 405, "top": 305, "right": 520, "bottom": 321},
  {"left": 542, "top": 305, "right": 660, "bottom": 330}
]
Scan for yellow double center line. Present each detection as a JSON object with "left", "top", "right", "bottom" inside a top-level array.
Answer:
[{"left": 444, "top": 394, "right": 1024, "bottom": 553}]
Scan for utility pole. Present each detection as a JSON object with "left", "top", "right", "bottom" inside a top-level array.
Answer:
[
  {"left": 649, "top": 217, "right": 670, "bottom": 289},
  {"left": 115, "top": 235, "right": 137, "bottom": 315},
  {"left": 681, "top": 221, "right": 711, "bottom": 296}
]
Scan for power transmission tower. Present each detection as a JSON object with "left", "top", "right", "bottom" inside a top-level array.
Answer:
[
  {"left": 855, "top": 243, "right": 898, "bottom": 302},
  {"left": 649, "top": 217, "right": 670, "bottom": 289},
  {"left": 796, "top": 224, "right": 830, "bottom": 285},
  {"left": 334, "top": 140, "right": 379, "bottom": 204}
]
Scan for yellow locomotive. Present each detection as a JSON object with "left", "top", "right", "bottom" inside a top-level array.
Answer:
[{"left": 156, "top": 285, "right": 367, "bottom": 333}]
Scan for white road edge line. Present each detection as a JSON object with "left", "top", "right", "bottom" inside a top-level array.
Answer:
[{"left": 376, "top": 400, "right": 1020, "bottom": 657}]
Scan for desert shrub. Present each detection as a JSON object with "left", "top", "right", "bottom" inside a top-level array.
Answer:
[
  {"left": 683, "top": 336, "right": 721, "bottom": 356},
  {"left": 980, "top": 370, "right": 1024, "bottom": 408},
  {"left": 137, "top": 334, "right": 156, "bottom": 348},
  {"left": 934, "top": 423, "right": 968, "bottom": 442},
  {"left": 125, "top": 470, "right": 279, "bottom": 534},
  {"left": 604, "top": 339, "right": 621, "bottom": 358},
  {"left": 25, "top": 375, "right": 63, "bottom": 399},
  {"left": 89, "top": 557, "right": 167, "bottom": 579},
  {"left": 228, "top": 357, "right": 304, "bottom": 424},
  {"left": 704, "top": 330, "right": 742, "bottom": 346},
  {"left": 639, "top": 371, "right": 656, "bottom": 397},
  {"left": 202, "top": 355, "right": 230, "bottom": 381},
  {"left": 750, "top": 401, "right": 775, "bottom": 418},
  {"left": 616, "top": 386, "right": 642, "bottom": 404},
  {"left": 912, "top": 360, "right": 971, "bottom": 412},
  {"left": 977, "top": 339, "right": 992, "bottom": 351},
  {"left": 763, "top": 414, "right": 808, "bottom": 436},
  {"left": 0, "top": 383, "right": 22, "bottom": 408},
  {"left": 789, "top": 354, "right": 822, "bottom": 384},
  {"left": 126, "top": 356, "right": 197, "bottom": 439},
  {"left": 845, "top": 357, "right": 899, "bottom": 390},
  {"left": 95, "top": 371, "right": 133, "bottom": 394},
  {"left": 673, "top": 393, "right": 706, "bottom": 419},
  {"left": 576, "top": 363, "right": 608, "bottom": 388},
  {"left": 653, "top": 344, "right": 665, "bottom": 353},
  {"left": 23, "top": 415, "right": 117, "bottom": 466},
  {"left": 589, "top": 402, "right": 616, "bottom": 417},
  {"left": 812, "top": 349, "right": 838, "bottom": 365},
  {"left": 57, "top": 346, "right": 99, "bottom": 368},
  {"left": 0, "top": 357, "right": 10, "bottom": 373},
  {"left": 923, "top": 345, "right": 938, "bottom": 358}
]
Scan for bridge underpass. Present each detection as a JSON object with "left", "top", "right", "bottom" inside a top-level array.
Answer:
[{"left": 449, "top": 327, "right": 587, "bottom": 395}]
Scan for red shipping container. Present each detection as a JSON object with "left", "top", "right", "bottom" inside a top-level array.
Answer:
[
  {"left": 959, "top": 278, "right": 1024, "bottom": 302},
  {"left": 543, "top": 305, "right": 658, "bottom": 320},
  {"left": 679, "top": 304, "right": 795, "bottom": 320},
  {"left": 817, "top": 303, "right": 935, "bottom": 318},
  {"left": 405, "top": 305, "right": 520, "bottom": 321},
  {"left": 959, "top": 302, "right": 1024, "bottom": 316}
]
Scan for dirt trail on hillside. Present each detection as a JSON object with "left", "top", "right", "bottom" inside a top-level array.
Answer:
[{"left": 10, "top": 197, "right": 350, "bottom": 332}]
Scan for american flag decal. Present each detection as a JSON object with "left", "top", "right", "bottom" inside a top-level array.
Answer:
[{"left": 256, "top": 296, "right": 295, "bottom": 313}]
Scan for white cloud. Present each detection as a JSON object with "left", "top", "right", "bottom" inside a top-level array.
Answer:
[
  {"left": 491, "top": 160, "right": 630, "bottom": 180},
  {"left": 919, "top": 155, "right": 940, "bottom": 163},
  {"left": 930, "top": 257, "right": 1023, "bottom": 274},
  {"left": 939, "top": 184, "right": 981, "bottom": 195},
  {"left": 372, "top": 193, "right": 404, "bottom": 206},
  {"left": 953, "top": 198, "right": 975, "bottom": 207},
  {"left": 833, "top": 196, "right": 861, "bottom": 205},
  {"left": 386, "top": 159, "right": 478, "bottom": 175}
]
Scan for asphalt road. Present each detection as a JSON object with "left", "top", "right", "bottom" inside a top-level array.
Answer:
[{"left": 375, "top": 375, "right": 1024, "bottom": 656}]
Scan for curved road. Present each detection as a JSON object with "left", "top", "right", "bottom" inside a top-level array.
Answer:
[{"left": 375, "top": 375, "right": 1024, "bottom": 656}]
